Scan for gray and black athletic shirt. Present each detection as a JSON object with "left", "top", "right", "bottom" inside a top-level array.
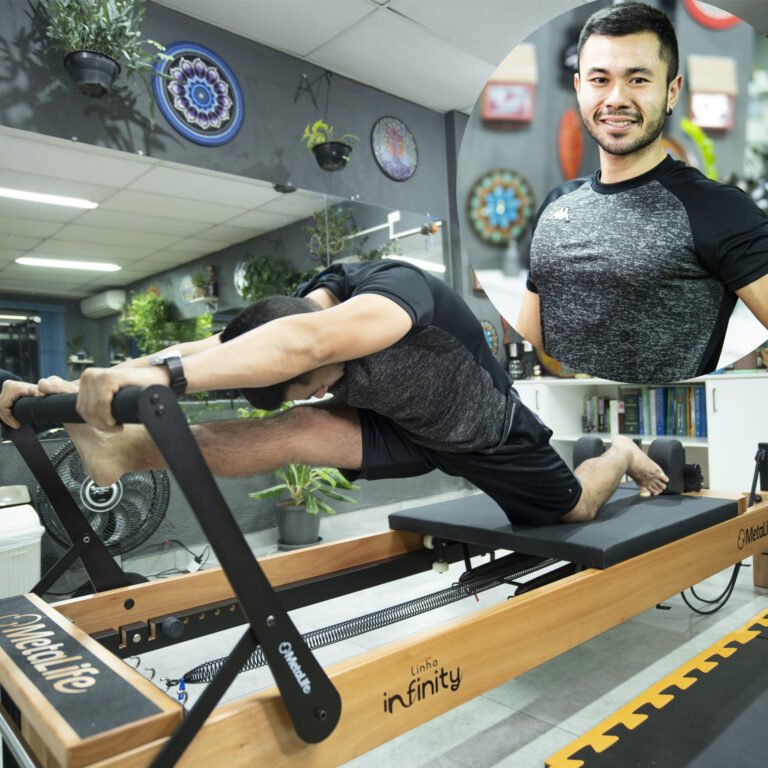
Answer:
[
  {"left": 527, "top": 156, "right": 768, "bottom": 384},
  {"left": 298, "top": 262, "right": 514, "bottom": 452}
]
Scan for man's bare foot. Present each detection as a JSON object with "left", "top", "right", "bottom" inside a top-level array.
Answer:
[
  {"left": 65, "top": 423, "right": 149, "bottom": 486},
  {"left": 612, "top": 435, "right": 668, "bottom": 497}
]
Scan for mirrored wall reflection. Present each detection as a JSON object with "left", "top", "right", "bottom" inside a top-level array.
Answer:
[
  {"left": 459, "top": 1, "right": 768, "bottom": 384},
  {"left": 0, "top": 124, "right": 446, "bottom": 378},
  {"left": 0, "top": 312, "right": 40, "bottom": 381}
]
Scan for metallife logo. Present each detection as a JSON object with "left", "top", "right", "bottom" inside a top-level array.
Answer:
[
  {"left": 279, "top": 641, "right": 312, "bottom": 694},
  {"left": 0, "top": 613, "right": 100, "bottom": 694},
  {"left": 383, "top": 657, "right": 462, "bottom": 714},
  {"left": 737, "top": 521, "right": 768, "bottom": 550}
]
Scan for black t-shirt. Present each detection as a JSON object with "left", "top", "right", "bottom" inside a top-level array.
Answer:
[
  {"left": 527, "top": 156, "right": 768, "bottom": 383},
  {"left": 298, "top": 262, "right": 514, "bottom": 452}
]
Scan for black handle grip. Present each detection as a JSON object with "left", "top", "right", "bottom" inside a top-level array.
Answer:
[{"left": 10, "top": 386, "right": 152, "bottom": 426}]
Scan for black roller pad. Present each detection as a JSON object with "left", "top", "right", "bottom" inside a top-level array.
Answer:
[{"left": 389, "top": 487, "right": 737, "bottom": 569}]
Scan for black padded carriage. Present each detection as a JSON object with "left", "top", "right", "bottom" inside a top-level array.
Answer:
[{"left": 389, "top": 485, "right": 739, "bottom": 569}]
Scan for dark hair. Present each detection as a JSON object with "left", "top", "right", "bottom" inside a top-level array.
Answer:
[
  {"left": 577, "top": 2, "right": 679, "bottom": 84},
  {"left": 220, "top": 295, "right": 319, "bottom": 411}
]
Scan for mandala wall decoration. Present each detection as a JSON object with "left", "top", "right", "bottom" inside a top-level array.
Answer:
[
  {"left": 153, "top": 42, "right": 244, "bottom": 146},
  {"left": 467, "top": 169, "right": 535, "bottom": 245},
  {"left": 371, "top": 117, "right": 418, "bottom": 181},
  {"left": 480, "top": 320, "right": 500, "bottom": 356}
]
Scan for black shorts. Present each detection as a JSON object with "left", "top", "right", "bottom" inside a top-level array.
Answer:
[{"left": 348, "top": 396, "right": 582, "bottom": 526}]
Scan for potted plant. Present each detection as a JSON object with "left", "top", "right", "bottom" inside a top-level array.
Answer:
[
  {"left": 119, "top": 289, "right": 211, "bottom": 355},
  {"left": 34, "top": 0, "right": 168, "bottom": 98},
  {"left": 238, "top": 253, "right": 315, "bottom": 301},
  {"left": 301, "top": 119, "right": 359, "bottom": 171},
  {"left": 191, "top": 272, "right": 208, "bottom": 299},
  {"left": 250, "top": 463, "right": 358, "bottom": 549},
  {"left": 304, "top": 206, "right": 358, "bottom": 264}
]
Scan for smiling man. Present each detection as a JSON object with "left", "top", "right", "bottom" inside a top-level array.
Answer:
[{"left": 516, "top": 1, "right": 768, "bottom": 384}]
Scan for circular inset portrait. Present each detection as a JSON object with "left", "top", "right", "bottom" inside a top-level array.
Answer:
[{"left": 459, "top": 1, "right": 767, "bottom": 385}]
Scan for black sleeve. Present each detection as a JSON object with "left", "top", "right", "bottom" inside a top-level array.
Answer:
[
  {"left": 349, "top": 263, "right": 435, "bottom": 327},
  {"left": 680, "top": 180, "right": 768, "bottom": 291}
]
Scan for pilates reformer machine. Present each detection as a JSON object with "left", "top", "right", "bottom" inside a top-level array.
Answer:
[{"left": 1, "top": 385, "right": 767, "bottom": 767}]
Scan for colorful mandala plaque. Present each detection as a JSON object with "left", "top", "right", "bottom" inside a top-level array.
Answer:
[
  {"left": 480, "top": 320, "right": 499, "bottom": 355},
  {"left": 153, "top": 42, "right": 244, "bottom": 146},
  {"left": 371, "top": 117, "right": 418, "bottom": 181},
  {"left": 468, "top": 169, "right": 535, "bottom": 245}
]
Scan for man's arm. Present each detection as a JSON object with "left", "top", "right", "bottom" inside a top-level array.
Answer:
[
  {"left": 736, "top": 272, "right": 768, "bottom": 329},
  {"left": 48, "top": 294, "right": 413, "bottom": 430},
  {"left": 515, "top": 289, "right": 544, "bottom": 352}
]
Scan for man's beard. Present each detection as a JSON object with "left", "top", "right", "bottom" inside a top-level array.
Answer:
[{"left": 583, "top": 103, "right": 667, "bottom": 157}]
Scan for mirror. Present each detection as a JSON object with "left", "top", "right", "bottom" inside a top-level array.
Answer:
[{"left": 0, "top": 128, "right": 445, "bottom": 380}]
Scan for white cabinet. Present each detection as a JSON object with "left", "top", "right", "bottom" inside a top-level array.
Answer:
[
  {"left": 513, "top": 374, "right": 767, "bottom": 493},
  {"left": 706, "top": 376, "right": 768, "bottom": 491}
]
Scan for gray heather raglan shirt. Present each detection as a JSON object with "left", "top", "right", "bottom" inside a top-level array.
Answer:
[
  {"left": 527, "top": 156, "right": 768, "bottom": 384},
  {"left": 298, "top": 261, "right": 516, "bottom": 453}
]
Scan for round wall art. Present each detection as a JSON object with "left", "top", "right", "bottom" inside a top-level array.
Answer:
[
  {"left": 371, "top": 116, "right": 418, "bottom": 181},
  {"left": 153, "top": 41, "right": 244, "bottom": 146},
  {"left": 468, "top": 169, "right": 535, "bottom": 245}
]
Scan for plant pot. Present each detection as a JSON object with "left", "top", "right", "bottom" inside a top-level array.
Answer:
[
  {"left": 277, "top": 505, "right": 321, "bottom": 550},
  {"left": 63, "top": 51, "right": 121, "bottom": 98},
  {"left": 312, "top": 142, "right": 352, "bottom": 172}
]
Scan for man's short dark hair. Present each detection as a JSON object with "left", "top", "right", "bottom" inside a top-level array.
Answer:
[
  {"left": 577, "top": 2, "right": 679, "bottom": 85},
  {"left": 220, "top": 295, "right": 319, "bottom": 411}
]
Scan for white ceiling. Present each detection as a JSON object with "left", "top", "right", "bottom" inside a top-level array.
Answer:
[{"left": 1, "top": 0, "right": 764, "bottom": 301}]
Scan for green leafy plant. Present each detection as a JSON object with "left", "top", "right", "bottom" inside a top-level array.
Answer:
[
  {"left": 34, "top": 0, "right": 168, "bottom": 78},
  {"left": 119, "top": 289, "right": 211, "bottom": 355},
  {"left": 304, "top": 206, "right": 358, "bottom": 262},
  {"left": 249, "top": 464, "right": 357, "bottom": 515},
  {"left": 241, "top": 405, "right": 357, "bottom": 515},
  {"left": 191, "top": 272, "right": 208, "bottom": 290},
  {"left": 300, "top": 119, "right": 359, "bottom": 151},
  {"left": 239, "top": 254, "right": 315, "bottom": 301},
  {"left": 680, "top": 118, "right": 718, "bottom": 180}
]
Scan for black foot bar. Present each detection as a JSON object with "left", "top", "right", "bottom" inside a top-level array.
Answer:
[{"left": 9, "top": 386, "right": 342, "bottom": 759}]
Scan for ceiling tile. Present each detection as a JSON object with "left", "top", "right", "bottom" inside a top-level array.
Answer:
[
  {"left": 0, "top": 168, "right": 119, "bottom": 205},
  {"left": 0, "top": 235, "right": 43, "bottom": 251},
  {"left": 0, "top": 217, "right": 63, "bottom": 238},
  {"left": 195, "top": 223, "right": 260, "bottom": 243},
  {"left": 75, "top": 208, "right": 211, "bottom": 237},
  {"left": 389, "top": 0, "right": 584, "bottom": 66},
  {"left": 0, "top": 126, "right": 155, "bottom": 188},
  {"left": 0, "top": 197, "right": 85, "bottom": 224},
  {"left": 53, "top": 224, "right": 181, "bottom": 250},
  {"left": 259, "top": 190, "right": 342, "bottom": 218},
  {"left": 226, "top": 209, "right": 294, "bottom": 231},
  {"left": 101, "top": 190, "right": 247, "bottom": 224},
  {"left": 308, "top": 9, "right": 495, "bottom": 112},
  {"left": 154, "top": 0, "right": 377, "bottom": 57},
  {"left": 29, "top": 240, "right": 155, "bottom": 262},
  {"left": 128, "top": 166, "right": 280, "bottom": 208}
]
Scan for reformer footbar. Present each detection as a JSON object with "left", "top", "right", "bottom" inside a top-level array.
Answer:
[{"left": 9, "top": 386, "right": 342, "bottom": 762}]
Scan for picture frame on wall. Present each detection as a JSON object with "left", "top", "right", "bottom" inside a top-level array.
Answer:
[{"left": 481, "top": 82, "right": 535, "bottom": 123}]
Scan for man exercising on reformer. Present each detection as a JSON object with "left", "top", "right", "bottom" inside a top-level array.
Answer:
[{"left": 0, "top": 261, "right": 667, "bottom": 525}]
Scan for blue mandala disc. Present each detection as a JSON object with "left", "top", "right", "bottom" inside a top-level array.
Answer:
[{"left": 153, "top": 42, "right": 244, "bottom": 146}]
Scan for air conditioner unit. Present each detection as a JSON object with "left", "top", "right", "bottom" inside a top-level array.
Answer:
[{"left": 80, "top": 290, "right": 126, "bottom": 319}]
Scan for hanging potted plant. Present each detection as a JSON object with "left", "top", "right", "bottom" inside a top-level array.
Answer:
[
  {"left": 301, "top": 119, "right": 359, "bottom": 171},
  {"left": 249, "top": 463, "right": 358, "bottom": 549},
  {"left": 34, "top": 0, "right": 168, "bottom": 98}
]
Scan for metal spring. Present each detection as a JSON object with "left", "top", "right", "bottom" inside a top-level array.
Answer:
[{"left": 183, "top": 557, "right": 557, "bottom": 684}]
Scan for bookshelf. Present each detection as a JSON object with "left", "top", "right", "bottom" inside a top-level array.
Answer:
[{"left": 513, "top": 373, "right": 768, "bottom": 493}]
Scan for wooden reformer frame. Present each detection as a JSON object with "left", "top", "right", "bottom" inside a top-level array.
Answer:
[{"left": 1, "top": 386, "right": 767, "bottom": 768}]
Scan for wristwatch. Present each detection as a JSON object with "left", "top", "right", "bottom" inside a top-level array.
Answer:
[{"left": 149, "top": 353, "right": 187, "bottom": 396}]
